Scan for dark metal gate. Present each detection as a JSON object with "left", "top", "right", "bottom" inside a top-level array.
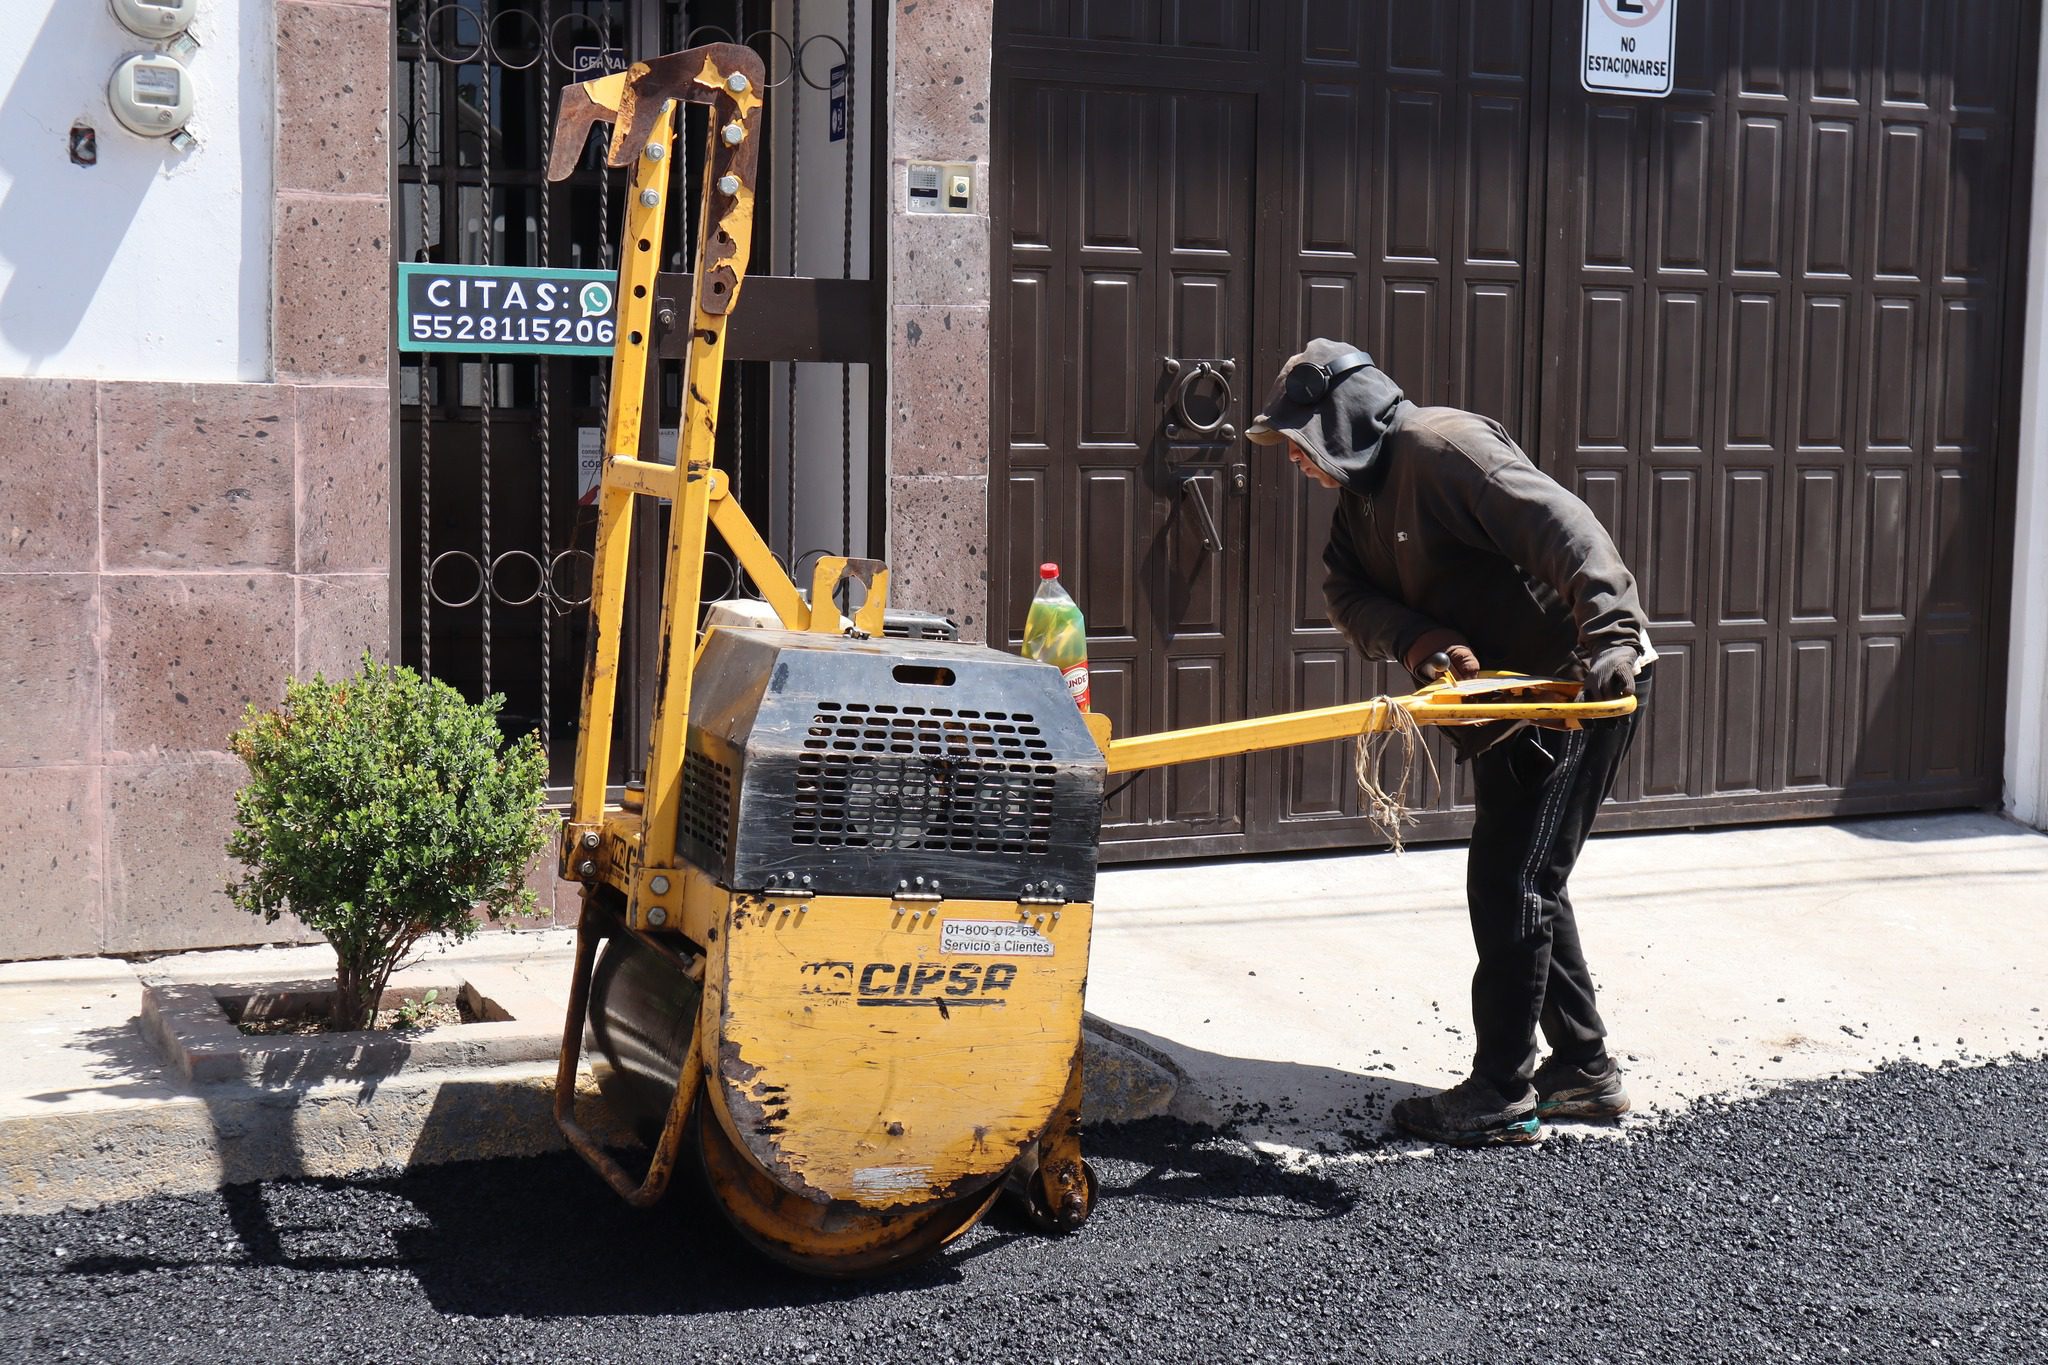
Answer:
[
  {"left": 991, "top": 0, "right": 2032, "bottom": 857},
  {"left": 394, "top": 0, "right": 888, "bottom": 794}
]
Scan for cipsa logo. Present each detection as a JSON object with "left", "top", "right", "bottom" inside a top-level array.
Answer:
[{"left": 799, "top": 959, "right": 1019, "bottom": 1010}]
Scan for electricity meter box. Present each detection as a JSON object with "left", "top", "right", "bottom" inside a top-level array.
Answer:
[
  {"left": 108, "top": 53, "right": 192, "bottom": 136},
  {"left": 110, "top": 0, "right": 192, "bottom": 40}
]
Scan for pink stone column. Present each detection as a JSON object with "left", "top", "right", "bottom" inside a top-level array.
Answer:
[
  {"left": 0, "top": 0, "right": 395, "bottom": 960},
  {"left": 0, "top": 380, "right": 105, "bottom": 958},
  {"left": 886, "top": 1, "right": 995, "bottom": 641}
]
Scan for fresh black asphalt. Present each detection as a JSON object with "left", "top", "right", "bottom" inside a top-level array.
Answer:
[{"left": 3, "top": 1056, "right": 2043, "bottom": 1364}]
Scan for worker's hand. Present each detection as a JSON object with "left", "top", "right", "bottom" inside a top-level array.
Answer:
[
  {"left": 1579, "top": 646, "right": 1639, "bottom": 701},
  {"left": 1403, "top": 629, "right": 1481, "bottom": 684}
]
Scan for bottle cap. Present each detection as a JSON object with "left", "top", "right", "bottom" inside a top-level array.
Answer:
[{"left": 1039, "top": 563, "right": 1059, "bottom": 579}]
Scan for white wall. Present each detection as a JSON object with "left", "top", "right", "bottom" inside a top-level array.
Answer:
[
  {"left": 0, "top": 0, "right": 271, "bottom": 382},
  {"left": 765, "top": 0, "right": 874, "bottom": 567},
  {"left": 2006, "top": 22, "right": 2048, "bottom": 830}
]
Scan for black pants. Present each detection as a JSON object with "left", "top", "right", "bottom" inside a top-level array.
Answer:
[{"left": 1464, "top": 667, "right": 1651, "bottom": 1090}]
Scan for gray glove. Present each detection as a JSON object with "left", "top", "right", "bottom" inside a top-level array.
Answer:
[{"left": 1579, "top": 646, "right": 1638, "bottom": 701}]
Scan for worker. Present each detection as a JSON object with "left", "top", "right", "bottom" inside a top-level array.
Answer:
[{"left": 1245, "top": 339, "right": 1654, "bottom": 1147}]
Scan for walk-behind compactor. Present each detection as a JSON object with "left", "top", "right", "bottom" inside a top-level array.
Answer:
[{"left": 547, "top": 45, "right": 1635, "bottom": 1276}]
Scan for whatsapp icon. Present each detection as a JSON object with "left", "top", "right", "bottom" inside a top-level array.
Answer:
[{"left": 578, "top": 281, "right": 615, "bottom": 318}]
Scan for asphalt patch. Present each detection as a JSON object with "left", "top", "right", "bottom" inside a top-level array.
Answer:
[{"left": 2, "top": 1057, "right": 2043, "bottom": 1363}]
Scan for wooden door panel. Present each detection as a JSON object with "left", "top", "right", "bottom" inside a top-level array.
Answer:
[
  {"left": 1251, "top": 0, "right": 1540, "bottom": 843},
  {"left": 992, "top": 61, "right": 1255, "bottom": 850}
]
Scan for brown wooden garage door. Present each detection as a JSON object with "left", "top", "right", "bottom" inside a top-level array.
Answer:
[
  {"left": 1543, "top": 1, "right": 2029, "bottom": 828},
  {"left": 990, "top": 1, "right": 2032, "bottom": 857}
]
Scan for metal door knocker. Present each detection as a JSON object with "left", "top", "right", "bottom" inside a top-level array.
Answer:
[{"left": 1161, "top": 357, "right": 1237, "bottom": 441}]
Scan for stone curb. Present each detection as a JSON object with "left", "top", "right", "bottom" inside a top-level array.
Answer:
[
  {"left": 0, "top": 1066, "right": 630, "bottom": 1217},
  {"left": 1081, "top": 1013, "right": 1206, "bottom": 1125}
]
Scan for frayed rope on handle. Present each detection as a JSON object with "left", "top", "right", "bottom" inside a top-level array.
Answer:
[{"left": 1352, "top": 697, "right": 1440, "bottom": 855}]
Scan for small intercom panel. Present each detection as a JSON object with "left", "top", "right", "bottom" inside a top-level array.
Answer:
[{"left": 907, "top": 161, "right": 976, "bottom": 214}]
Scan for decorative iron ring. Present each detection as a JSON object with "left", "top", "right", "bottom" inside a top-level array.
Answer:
[
  {"left": 397, "top": 111, "right": 444, "bottom": 163},
  {"left": 546, "top": 12, "right": 613, "bottom": 74},
  {"left": 792, "top": 547, "right": 835, "bottom": 582},
  {"left": 428, "top": 549, "right": 486, "bottom": 609},
  {"left": 548, "top": 548, "right": 596, "bottom": 608},
  {"left": 699, "top": 549, "right": 740, "bottom": 604},
  {"left": 421, "top": 5, "right": 485, "bottom": 64},
  {"left": 795, "top": 33, "right": 849, "bottom": 91},
  {"left": 487, "top": 8, "right": 546, "bottom": 70},
  {"left": 737, "top": 548, "right": 794, "bottom": 601},
  {"left": 488, "top": 549, "right": 547, "bottom": 607},
  {"left": 681, "top": 26, "right": 798, "bottom": 87},
  {"left": 749, "top": 30, "right": 799, "bottom": 89}
]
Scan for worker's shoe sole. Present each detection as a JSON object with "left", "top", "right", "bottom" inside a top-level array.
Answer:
[
  {"left": 1393, "top": 1113, "right": 1543, "bottom": 1148},
  {"left": 1389, "top": 1078, "right": 1543, "bottom": 1148},
  {"left": 1533, "top": 1057, "right": 1632, "bottom": 1120}
]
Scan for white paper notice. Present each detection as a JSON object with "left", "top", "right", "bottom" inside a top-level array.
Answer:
[{"left": 576, "top": 426, "right": 601, "bottom": 505}]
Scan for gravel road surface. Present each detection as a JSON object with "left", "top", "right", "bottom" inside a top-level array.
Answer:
[{"left": 3, "top": 1057, "right": 2042, "bottom": 1364}]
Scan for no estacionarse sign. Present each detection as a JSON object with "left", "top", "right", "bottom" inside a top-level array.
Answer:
[{"left": 1582, "top": 0, "right": 1676, "bottom": 98}]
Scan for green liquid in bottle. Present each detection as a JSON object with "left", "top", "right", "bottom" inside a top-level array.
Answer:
[{"left": 1022, "top": 562, "right": 1090, "bottom": 712}]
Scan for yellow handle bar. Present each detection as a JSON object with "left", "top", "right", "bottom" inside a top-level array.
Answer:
[{"left": 1098, "top": 673, "right": 1636, "bottom": 774}]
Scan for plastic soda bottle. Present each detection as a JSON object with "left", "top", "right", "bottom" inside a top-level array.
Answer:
[{"left": 1022, "top": 563, "right": 1090, "bottom": 712}]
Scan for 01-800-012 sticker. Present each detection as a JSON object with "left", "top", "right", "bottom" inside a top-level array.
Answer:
[{"left": 940, "top": 919, "right": 1055, "bottom": 957}]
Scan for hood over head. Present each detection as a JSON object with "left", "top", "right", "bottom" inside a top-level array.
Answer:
[{"left": 1245, "top": 338, "right": 1411, "bottom": 492}]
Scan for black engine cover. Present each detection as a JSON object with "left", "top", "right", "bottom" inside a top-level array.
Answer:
[{"left": 677, "top": 628, "right": 1107, "bottom": 903}]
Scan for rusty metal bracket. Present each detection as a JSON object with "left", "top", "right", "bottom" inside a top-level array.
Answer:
[{"left": 1005, "top": 1047, "right": 1096, "bottom": 1233}]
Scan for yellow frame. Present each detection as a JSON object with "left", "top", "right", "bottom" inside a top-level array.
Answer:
[{"left": 545, "top": 45, "right": 1640, "bottom": 1225}]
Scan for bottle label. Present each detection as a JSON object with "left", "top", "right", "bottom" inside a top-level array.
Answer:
[{"left": 1060, "top": 663, "right": 1091, "bottom": 711}]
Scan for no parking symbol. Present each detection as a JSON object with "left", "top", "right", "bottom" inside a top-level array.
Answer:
[{"left": 1582, "top": 0, "right": 1676, "bottom": 97}]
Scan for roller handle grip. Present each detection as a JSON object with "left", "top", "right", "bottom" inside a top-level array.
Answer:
[{"left": 1418, "top": 651, "right": 1452, "bottom": 684}]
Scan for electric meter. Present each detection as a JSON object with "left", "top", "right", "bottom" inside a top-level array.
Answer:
[
  {"left": 110, "top": 0, "right": 191, "bottom": 40},
  {"left": 108, "top": 53, "right": 192, "bottom": 137}
]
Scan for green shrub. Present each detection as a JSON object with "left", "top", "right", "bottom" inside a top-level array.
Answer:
[{"left": 227, "top": 655, "right": 553, "bottom": 1032}]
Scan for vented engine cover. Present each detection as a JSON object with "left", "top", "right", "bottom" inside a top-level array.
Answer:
[{"left": 679, "top": 628, "right": 1107, "bottom": 901}]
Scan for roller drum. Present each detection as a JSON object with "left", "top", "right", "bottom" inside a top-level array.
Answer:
[{"left": 587, "top": 929, "right": 702, "bottom": 1148}]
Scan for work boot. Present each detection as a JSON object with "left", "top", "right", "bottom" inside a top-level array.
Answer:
[
  {"left": 1533, "top": 1052, "right": 1631, "bottom": 1119},
  {"left": 1389, "top": 1074, "right": 1541, "bottom": 1147}
]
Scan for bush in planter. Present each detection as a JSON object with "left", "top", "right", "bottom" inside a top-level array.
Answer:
[{"left": 226, "top": 655, "right": 553, "bottom": 1033}]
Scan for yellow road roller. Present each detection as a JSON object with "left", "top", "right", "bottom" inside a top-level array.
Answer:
[{"left": 545, "top": 44, "right": 1634, "bottom": 1277}]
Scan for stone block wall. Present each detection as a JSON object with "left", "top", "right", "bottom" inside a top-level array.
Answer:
[
  {"left": 885, "top": 0, "right": 995, "bottom": 643},
  {"left": 0, "top": 0, "right": 392, "bottom": 960}
]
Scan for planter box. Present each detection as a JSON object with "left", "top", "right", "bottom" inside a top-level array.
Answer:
[{"left": 142, "top": 965, "right": 564, "bottom": 1086}]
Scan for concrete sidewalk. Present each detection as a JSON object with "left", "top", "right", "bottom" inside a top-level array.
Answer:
[
  {"left": 1089, "top": 810, "right": 2048, "bottom": 1152},
  {"left": 3, "top": 811, "right": 2043, "bottom": 1212}
]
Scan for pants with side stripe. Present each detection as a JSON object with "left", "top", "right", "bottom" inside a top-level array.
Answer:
[{"left": 1464, "top": 667, "right": 1652, "bottom": 1090}]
